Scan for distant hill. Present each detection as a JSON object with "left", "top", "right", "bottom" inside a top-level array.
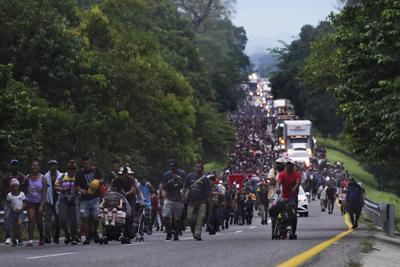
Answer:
[{"left": 249, "top": 52, "right": 278, "bottom": 77}]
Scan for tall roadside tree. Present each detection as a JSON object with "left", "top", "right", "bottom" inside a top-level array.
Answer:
[
  {"left": 331, "top": 0, "right": 400, "bottom": 192},
  {"left": 270, "top": 22, "right": 342, "bottom": 136}
]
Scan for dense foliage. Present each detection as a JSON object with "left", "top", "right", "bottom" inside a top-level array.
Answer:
[
  {"left": 0, "top": 0, "right": 249, "bottom": 179},
  {"left": 275, "top": 0, "right": 400, "bottom": 194},
  {"left": 270, "top": 22, "right": 343, "bottom": 137}
]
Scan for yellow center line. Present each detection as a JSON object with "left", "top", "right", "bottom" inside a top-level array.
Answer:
[{"left": 276, "top": 202, "right": 353, "bottom": 267}]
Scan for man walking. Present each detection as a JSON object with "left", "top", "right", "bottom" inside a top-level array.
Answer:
[
  {"left": 44, "top": 160, "right": 61, "bottom": 244},
  {"left": 161, "top": 160, "right": 186, "bottom": 240},
  {"left": 346, "top": 178, "right": 364, "bottom": 229},
  {"left": 75, "top": 156, "right": 103, "bottom": 244},
  {"left": 184, "top": 162, "right": 211, "bottom": 241}
]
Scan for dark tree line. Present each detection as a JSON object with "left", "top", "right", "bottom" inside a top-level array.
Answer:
[{"left": 0, "top": 0, "right": 249, "bottom": 179}]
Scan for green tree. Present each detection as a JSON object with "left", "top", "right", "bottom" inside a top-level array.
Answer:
[{"left": 331, "top": 0, "right": 400, "bottom": 192}]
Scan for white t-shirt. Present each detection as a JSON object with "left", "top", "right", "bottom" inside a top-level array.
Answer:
[{"left": 7, "top": 192, "right": 26, "bottom": 210}]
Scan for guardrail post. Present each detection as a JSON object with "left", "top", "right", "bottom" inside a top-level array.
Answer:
[
  {"left": 379, "top": 203, "right": 386, "bottom": 231},
  {"left": 387, "top": 204, "right": 395, "bottom": 237}
]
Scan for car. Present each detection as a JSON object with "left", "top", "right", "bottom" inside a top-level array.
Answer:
[
  {"left": 288, "top": 150, "right": 310, "bottom": 167},
  {"left": 297, "top": 185, "right": 309, "bottom": 217}
]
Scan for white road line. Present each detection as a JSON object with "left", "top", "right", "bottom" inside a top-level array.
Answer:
[
  {"left": 27, "top": 252, "right": 78, "bottom": 260},
  {"left": 234, "top": 230, "right": 243, "bottom": 233},
  {"left": 249, "top": 226, "right": 256, "bottom": 229}
]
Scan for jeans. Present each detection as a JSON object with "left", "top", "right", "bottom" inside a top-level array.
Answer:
[
  {"left": 59, "top": 199, "right": 78, "bottom": 241},
  {"left": 187, "top": 201, "right": 206, "bottom": 238},
  {"left": 327, "top": 198, "right": 335, "bottom": 213},
  {"left": 2, "top": 200, "right": 11, "bottom": 239},
  {"left": 207, "top": 206, "right": 222, "bottom": 233},
  {"left": 348, "top": 202, "right": 362, "bottom": 227}
]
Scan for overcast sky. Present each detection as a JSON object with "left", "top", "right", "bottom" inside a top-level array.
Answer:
[{"left": 233, "top": 0, "right": 339, "bottom": 54}]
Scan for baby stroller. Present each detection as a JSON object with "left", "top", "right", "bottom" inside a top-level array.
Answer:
[
  {"left": 99, "top": 191, "right": 132, "bottom": 244},
  {"left": 269, "top": 198, "right": 296, "bottom": 240}
]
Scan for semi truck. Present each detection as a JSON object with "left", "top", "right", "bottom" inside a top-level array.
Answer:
[
  {"left": 281, "top": 120, "right": 313, "bottom": 157},
  {"left": 273, "top": 99, "right": 294, "bottom": 117}
]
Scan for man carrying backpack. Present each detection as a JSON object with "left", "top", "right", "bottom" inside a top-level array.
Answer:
[
  {"left": 346, "top": 178, "right": 365, "bottom": 229},
  {"left": 184, "top": 162, "right": 211, "bottom": 241}
]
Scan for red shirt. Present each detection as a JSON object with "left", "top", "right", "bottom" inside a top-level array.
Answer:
[{"left": 277, "top": 171, "right": 301, "bottom": 200}]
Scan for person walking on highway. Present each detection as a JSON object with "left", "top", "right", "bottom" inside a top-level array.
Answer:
[
  {"left": 184, "top": 161, "right": 211, "bottom": 241},
  {"left": 346, "top": 178, "right": 365, "bottom": 229},
  {"left": 326, "top": 183, "right": 337, "bottom": 214},
  {"left": 7, "top": 178, "right": 26, "bottom": 246},
  {"left": 317, "top": 181, "right": 328, "bottom": 212},
  {"left": 276, "top": 159, "right": 301, "bottom": 239},
  {"left": 1, "top": 159, "right": 25, "bottom": 245},
  {"left": 161, "top": 160, "right": 186, "bottom": 240},
  {"left": 25, "top": 160, "right": 47, "bottom": 246},
  {"left": 256, "top": 182, "right": 269, "bottom": 225},
  {"left": 56, "top": 160, "right": 79, "bottom": 245},
  {"left": 75, "top": 156, "right": 103, "bottom": 244},
  {"left": 44, "top": 160, "right": 61, "bottom": 244}
]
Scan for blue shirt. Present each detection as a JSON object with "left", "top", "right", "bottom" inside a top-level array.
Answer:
[{"left": 137, "top": 183, "right": 152, "bottom": 207}]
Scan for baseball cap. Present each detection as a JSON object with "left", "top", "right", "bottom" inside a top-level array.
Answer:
[
  {"left": 48, "top": 159, "right": 58, "bottom": 166},
  {"left": 10, "top": 159, "right": 19, "bottom": 166},
  {"left": 286, "top": 158, "right": 296, "bottom": 165},
  {"left": 275, "top": 158, "right": 287, "bottom": 163},
  {"left": 168, "top": 160, "right": 178, "bottom": 167},
  {"left": 88, "top": 179, "right": 100, "bottom": 195},
  {"left": 10, "top": 178, "right": 20, "bottom": 187},
  {"left": 119, "top": 166, "right": 134, "bottom": 175}
]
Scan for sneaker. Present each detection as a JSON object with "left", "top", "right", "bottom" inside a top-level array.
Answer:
[
  {"left": 166, "top": 233, "right": 172, "bottom": 240},
  {"left": 12, "top": 239, "right": 17, "bottom": 247},
  {"left": 44, "top": 237, "right": 51, "bottom": 244},
  {"left": 64, "top": 236, "right": 71, "bottom": 245},
  {"left": 110, "top": 221, "right": 115, "bottom": 226},
  {"left": 18, "top": 240, "right": 23, "bottom": 246},
  {"left": 5, "top": 238, "right": 11, "bottom": 245},
  {"left": 173, "top": 235, "right": 179, "bottom": 241},
  {"left": 38, "top": 240, "right": 44, "bottom": 246},
  {"left": 194, "top": 235, "right": 202, "bottom": 241},
  {"left": 83, "top": 239, "right": 90, "bottom": 245},
  {"left": 26, "top": 240, "right": 33, "bottom": 246},
  {"left": 71, "top": 240, "right": 78, "bottom": 245},
  {"left": 105, "top": 220, "right": 109, "bottom": 226},
  {"left": 93, "top": 233, "right": 100, "bottom": 243}
]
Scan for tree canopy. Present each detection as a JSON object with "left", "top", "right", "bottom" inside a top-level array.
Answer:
[
  {"left": 0, "top": 0, "right": 249, "bottom": 179},
  {"left": 280, "top": 0, "right": 400, "bottom": 194}
]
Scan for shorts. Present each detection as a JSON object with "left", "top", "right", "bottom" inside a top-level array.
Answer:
[
  {"left": 162, "top": 199, "right": 184, "bottom": 219},
  {"left": 8, "top": 211, "right": 24, "bottom": 223},
  {"left": 80, "top": 197, "right": 100, "bottom": 218},
  {"left": 26, "top": 202, "right": 41, "bottom": 210}
]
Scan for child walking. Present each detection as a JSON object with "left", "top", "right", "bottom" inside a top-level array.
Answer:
[{"left": 7, "top": 178, "right": 26, "bottom": 246}]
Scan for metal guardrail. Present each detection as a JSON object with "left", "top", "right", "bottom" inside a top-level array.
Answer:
[{"left": 363, "top": 197, "right": 396, "bottom": 237}]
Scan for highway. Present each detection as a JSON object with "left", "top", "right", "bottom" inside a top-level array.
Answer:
[{"left": 0, "top": 200, "right": 364, "bottom": 267}]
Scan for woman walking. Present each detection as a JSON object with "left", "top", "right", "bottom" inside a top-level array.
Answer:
[
  {"left": 56, "top": 160, "right": 79, "bottom": 245},
  {"left": 25, "top": 161, "right": 47, "bottom": 246}
]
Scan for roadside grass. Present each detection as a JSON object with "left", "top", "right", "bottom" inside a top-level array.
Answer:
[{"left": 317, "top": 137, "right": 400, "bottom": 231}]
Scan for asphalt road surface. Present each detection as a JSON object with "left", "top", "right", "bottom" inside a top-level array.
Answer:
[{"left": 0, "top": 200, "right": 364, "bottom": 267}]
